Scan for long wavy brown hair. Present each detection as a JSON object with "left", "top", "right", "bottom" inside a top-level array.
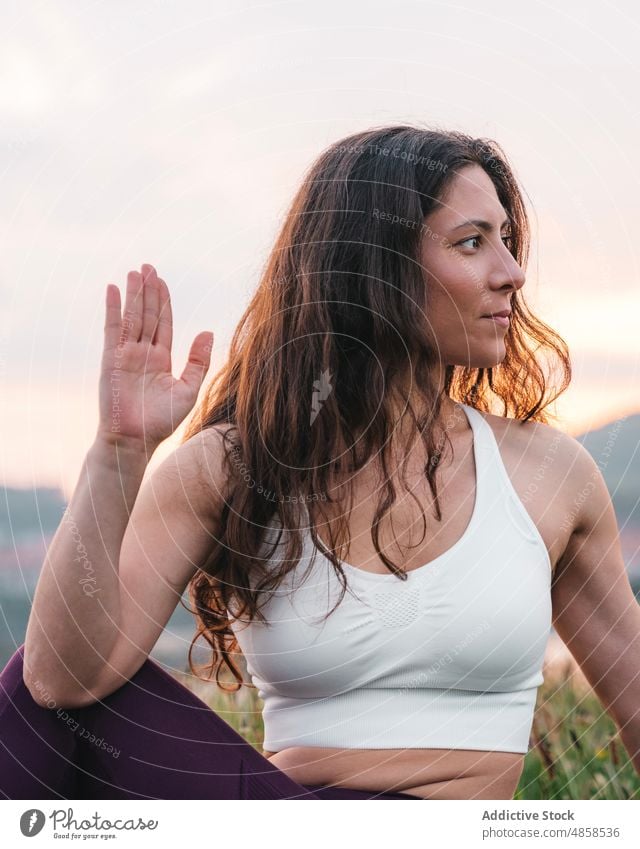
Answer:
[{"left": 180, "top": 124, "right": 571, "bottom": 690}]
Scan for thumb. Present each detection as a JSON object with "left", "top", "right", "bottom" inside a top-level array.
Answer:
[{"left": 179, "top": 331, "right": 214, "bottom": 390}]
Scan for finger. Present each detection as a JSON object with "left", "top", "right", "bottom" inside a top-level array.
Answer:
[
  {"left": 103, "top": 284, "right": 122, "bottom": 352},
  {"left": 153, "top": 277, "right": 173, "bottom": 350},
  {"left": 123, "top": 270, "right": 143, "bottom": 342},
  {"left": 140, "top": 266, "right": 160, "bottom": 343},
  {"left": 141, "top": 263, "right": 154, "bottom": 281},
  {"left": 179, "top": 331, "right": 214, "bottom": 391}
]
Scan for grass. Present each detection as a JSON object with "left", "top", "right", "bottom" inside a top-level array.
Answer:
[
  {"left": 172, "top": 662, "right": 640, "bottom": 800},
  {"left": 516, "top": 663, "right": 639, "bottom": 800}
]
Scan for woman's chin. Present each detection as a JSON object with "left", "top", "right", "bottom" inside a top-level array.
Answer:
[{"left": 450, "top": 347, "right": 507, "bottom": 369}]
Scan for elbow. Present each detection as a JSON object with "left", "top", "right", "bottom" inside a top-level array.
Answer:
[
  {"left": 21, "top": 644, "right": 103, "bottom": 709},
  {"left": 20, "top": 651, "right": 58, "bottom": 708},
  {"left": 22, "top": 676, "right": 55, "bottom": 709},
  {"left": 22, "top": 668, "right": 100, "bottom": 710}
]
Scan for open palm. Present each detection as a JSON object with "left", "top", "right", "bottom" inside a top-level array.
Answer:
[{"left": 97, "top": 264, "right": 213, "bottom": 451}]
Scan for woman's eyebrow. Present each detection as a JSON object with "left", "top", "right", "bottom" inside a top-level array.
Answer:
[{"left": 450, "top": 217, "right": 511, "bottom": 233}]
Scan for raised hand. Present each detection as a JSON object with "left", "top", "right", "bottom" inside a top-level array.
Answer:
[{"left": 97, "top": 263, "right": 213, "bottom": 452}]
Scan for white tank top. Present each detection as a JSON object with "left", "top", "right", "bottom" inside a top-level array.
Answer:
[{"left": 229, "top": 403, "right": 553, "bottom": 753}]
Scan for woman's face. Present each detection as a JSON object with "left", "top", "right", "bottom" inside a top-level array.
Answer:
[{"left": 420, "top": 164, "right": 526, "bottom": 368}]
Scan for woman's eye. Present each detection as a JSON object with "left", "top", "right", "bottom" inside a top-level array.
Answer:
[
  {"left": 458, "top": 236, "right": 481, "bottom": 249},
  {"left": 457, "top": 234, "right": 513, "bottom": 249}
]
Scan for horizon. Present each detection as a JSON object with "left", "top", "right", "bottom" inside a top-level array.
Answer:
[{"left": 1, "top": 398, "right": 637, "bottom": 504}]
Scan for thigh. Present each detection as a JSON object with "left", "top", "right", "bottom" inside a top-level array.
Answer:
[
  {"left": 0, "top": 646, "right": 80, "bottom": 799},
  {"left": 0, "top": 645, "right": 319, "bottom": 800},
  {"left": 73, "top": 653, "right": 320, "bottom": 800}
]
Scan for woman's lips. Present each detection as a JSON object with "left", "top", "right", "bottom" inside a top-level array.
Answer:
[{"left": 483, "top": 314, "right": 510, "bottom": 327}]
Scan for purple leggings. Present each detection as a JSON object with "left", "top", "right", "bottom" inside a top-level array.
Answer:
[{"left": 0, "top": 645, "right": 417, "bottom": 800}]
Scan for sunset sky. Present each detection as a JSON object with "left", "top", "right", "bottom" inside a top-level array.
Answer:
[{"left": 1, "top": 0, "right": 638, "bottom": 500}]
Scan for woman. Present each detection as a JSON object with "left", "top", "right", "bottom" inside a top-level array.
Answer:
[{"left": 2, "top": 125, "right": 639, "bottom": 801}]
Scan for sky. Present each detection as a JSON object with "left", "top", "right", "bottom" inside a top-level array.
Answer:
[{"left": 1, "top": 0, "right": 639, "bottom": 499}]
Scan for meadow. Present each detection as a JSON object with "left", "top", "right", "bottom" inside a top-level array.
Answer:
[{"left": 518, "top": 661, "right": 639, "bottom": 800}]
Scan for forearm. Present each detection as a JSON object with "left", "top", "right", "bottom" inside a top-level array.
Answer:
[{"left": 23, "top": 435, "right": 152, "bottom": 701}]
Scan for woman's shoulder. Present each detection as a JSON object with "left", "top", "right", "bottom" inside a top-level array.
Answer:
[
  {"left": 172, "top": 424, "right": 239, "bottom": 517},
  {"left": 476, "top": 407, "right": 603, "bottom": 530},
  {"left": 476, "top": 406, "right": 584, "bottom": 462}
]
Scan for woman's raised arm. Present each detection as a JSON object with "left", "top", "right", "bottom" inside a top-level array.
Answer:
[{"left": 23, "top": 264, "right": 214, "bottom": 706}]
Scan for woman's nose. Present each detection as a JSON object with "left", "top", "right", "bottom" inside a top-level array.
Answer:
[{"left": 489, "top": 243, "right": 526, "bottom": 291}]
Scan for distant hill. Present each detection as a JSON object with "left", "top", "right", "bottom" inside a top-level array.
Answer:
[
  {"left": 1, "top": 412, "right": 640, "bottom": 546},
  {"left": 0, "top": 411, "right": 638, "bottom": 669},
  {"left": 3, "top": 413, "right": 638, "bottom": 539},
  {"left": 0, "top": 486, "right": 66, "bottom": 545},
  {"left": 574, "top": 412, "right": 640, "bottom": 529}
]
